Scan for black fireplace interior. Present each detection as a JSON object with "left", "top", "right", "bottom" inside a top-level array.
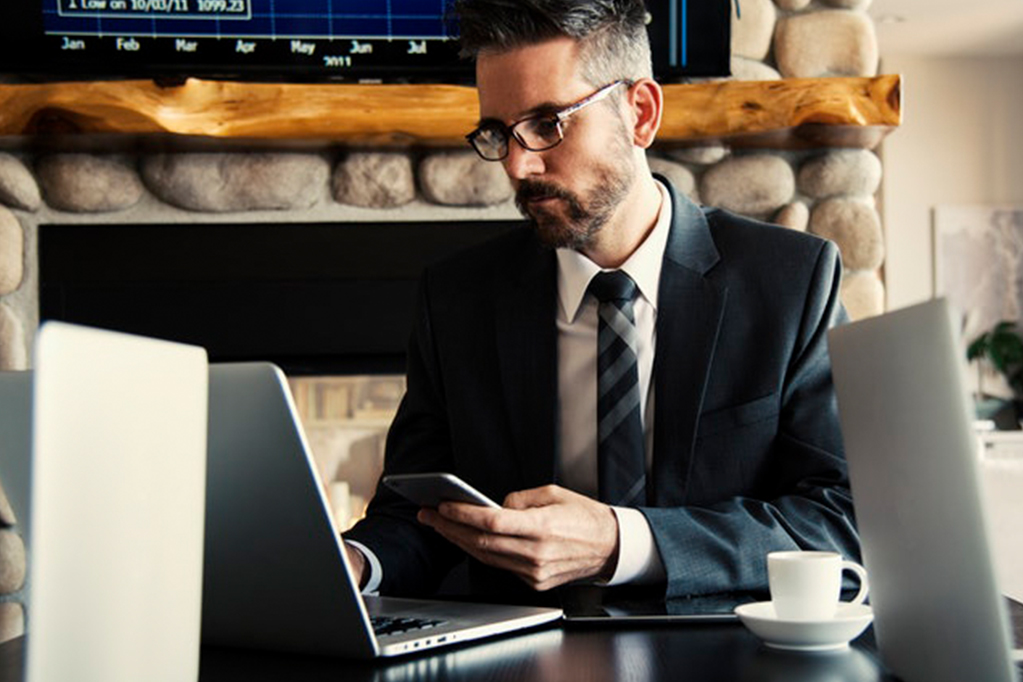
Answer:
[{"left": 39, "top": 220, "right": 519, "bottom": 375}]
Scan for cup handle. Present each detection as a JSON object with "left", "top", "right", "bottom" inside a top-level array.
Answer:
[{"left": 841, "top": 560, "right": 870, "bottom": 604}]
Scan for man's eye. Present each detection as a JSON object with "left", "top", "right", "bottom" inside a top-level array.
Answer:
[{"left": 531, "top": 118, "right": 560, "bottom": 139}]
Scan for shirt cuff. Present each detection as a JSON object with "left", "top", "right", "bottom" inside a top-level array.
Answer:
[
  {"left": 606, "top": 506, "right": 666, "bottom": 585},
  {"left": 344, "top": 539, "right": 382, "bottom": 595}
]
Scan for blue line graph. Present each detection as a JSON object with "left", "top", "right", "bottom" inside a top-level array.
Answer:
[
  {"left": 44, "top": 0, "right": 454, "bottom": 40},
  {"left": 668, "top": 0, "right": 688, "bottom": 68}
]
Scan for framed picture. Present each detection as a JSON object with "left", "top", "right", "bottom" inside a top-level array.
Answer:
[
  {"left": 933, "top": 205, "right": 1023, "bottom": 398},
  {"left": 934, "top": 205, "right": 1023, "bottom": 344}
]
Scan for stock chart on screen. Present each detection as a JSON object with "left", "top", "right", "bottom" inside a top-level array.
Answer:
[
  {"left": 37, "top": 0, "right": 463, "bottom": 79},
  {"left": 2, "top": 0, "right": 730, "bottom": 82}
]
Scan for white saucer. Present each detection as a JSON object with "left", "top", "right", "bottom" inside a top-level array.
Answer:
[{"left": 734, "top": 601, "right": 874, "bottom": 652}]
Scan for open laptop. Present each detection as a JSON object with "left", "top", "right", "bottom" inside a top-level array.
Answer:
[
  {"left": 0, "top": 322, "right": 209, "bottom": 682},
  {"left": 829, "top": 298, "right": 1021, "bottom": 682},
  {"left": 202, "top": 362, "right": 561, "bottom": 658}
]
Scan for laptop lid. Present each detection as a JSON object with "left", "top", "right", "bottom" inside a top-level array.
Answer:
[
  {"left": 203, "top": 362, "right": 378, "bottom": 657},
  {"left": 18, "top": 322, "right": 209, "bottom": 682},
  {"left": 203, "top": 362, "right": 561, "bottom": 658},
  {"left": 829, "top": 299, "right": 1019, "bottom": 682}
]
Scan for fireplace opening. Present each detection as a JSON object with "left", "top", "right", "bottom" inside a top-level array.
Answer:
[
  {"left": 38, "top": 220, "right": 519, "bottom": 375},
  {"left": 38, "top": 219, "right": 519, "bottom": 528},
  {"left": 288, "top": 373, "right": 404, "bottom": 529}
]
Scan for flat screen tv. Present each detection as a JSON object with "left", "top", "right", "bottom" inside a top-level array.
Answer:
[{"left": 0, "top": 0, "right": 731, "bottom": 83}]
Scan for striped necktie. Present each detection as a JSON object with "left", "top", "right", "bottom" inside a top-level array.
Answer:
[{"left": 588, "top": 270, "right": 646, "bottom": 507}]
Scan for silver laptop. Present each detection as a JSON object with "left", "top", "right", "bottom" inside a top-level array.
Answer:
[
  {"left": 829, "top": 298, "right": 1021, "bottom": 682},
  {"left": 202, "top": 362, "right": 561, "bottom": 658},
  {"left": 0, "top": 322, "right": 209, "bottom": 682}
]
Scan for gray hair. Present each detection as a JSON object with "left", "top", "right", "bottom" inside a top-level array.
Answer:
[{"left": 451, "top": 0, "right": 653, "bottom": 85}]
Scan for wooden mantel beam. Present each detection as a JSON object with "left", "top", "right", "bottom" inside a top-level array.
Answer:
[
  {"left": 659, "top": 75, "right": 901, "bottom": 149},
  {"left": 0, "top": 75, "right": 900, "bottom": 149}
]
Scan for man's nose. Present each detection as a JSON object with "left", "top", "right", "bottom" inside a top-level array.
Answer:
[{"left": 501, "top": 137, "right": 545, "bottom": 181}]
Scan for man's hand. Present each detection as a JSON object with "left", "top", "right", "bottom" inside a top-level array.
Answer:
[
  {"left": 344, "top": 543, "right": 367, "bottom": 588},
  {"left": 417, "top": 484, "right": 619, "bottom": 591}
]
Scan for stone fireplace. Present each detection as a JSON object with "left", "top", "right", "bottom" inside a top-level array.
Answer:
[{"left": 0, "top": 0, "right": 893, "bottom": 643}]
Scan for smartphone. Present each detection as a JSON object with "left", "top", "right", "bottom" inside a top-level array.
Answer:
[{"left": 382, "top": 472, "right": 500, "bottom": 509}]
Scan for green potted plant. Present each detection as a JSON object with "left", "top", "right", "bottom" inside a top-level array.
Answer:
[{"left": 967, "top": 320, "right": 1023, "bottom": 427}]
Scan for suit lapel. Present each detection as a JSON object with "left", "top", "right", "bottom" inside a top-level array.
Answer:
[
  {"left": 490, "top": 180, "right": 726, "bottom": 501},
  {"left": 651, "top": 182, "right": 728, "bottom": 506},
  {"left": 495, "top": 239, "right": 560, "bottom": 490}
]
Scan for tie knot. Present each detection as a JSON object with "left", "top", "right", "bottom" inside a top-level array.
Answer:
[{"left": 589, "top": 270, "right": 638, "bottom": 304}]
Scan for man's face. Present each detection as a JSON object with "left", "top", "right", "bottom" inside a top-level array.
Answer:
[{"left": 475, "top": 37, "right": 637, "bottom": 250}]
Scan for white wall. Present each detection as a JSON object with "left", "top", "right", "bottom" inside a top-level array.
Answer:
[
  {"left": 880, "top": 54, "right": 1023, "bottom": 311},
  {"left": 881, "top": 56, "right": 1023, "bottom": 600}
]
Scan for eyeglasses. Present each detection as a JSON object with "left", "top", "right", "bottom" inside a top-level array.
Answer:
[{"left": 466, "top": 80, "right": 631, "bottom": 162}]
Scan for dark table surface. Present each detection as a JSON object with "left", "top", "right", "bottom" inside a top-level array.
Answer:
[
  {"left": 197, "top": 599, "right": 1023, "bottom": 682},
  {"left": 1, "top": 619, "right": 898, "bottom": 682},
  {"left": 7, "top": 599, "right": 1022, "bottom": 681}
]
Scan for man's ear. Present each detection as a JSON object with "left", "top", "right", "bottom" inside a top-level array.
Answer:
[{"left": 628, "top": 78, "right": 663, "bottom": 149}]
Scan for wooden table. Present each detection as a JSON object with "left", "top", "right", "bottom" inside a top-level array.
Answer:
[
  {"left": 10, "top": 601, "right": 1022, "bottom": 681},
  {"left": 0, "top": 620, "right": 895, "bottom": 682},
  {"left": 198, "top": 621, "right": 895, "bottom": 682}
]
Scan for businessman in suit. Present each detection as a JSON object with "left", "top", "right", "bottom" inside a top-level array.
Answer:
[{"left": 343, "top": 0, "right": 858, "bottom": 604}]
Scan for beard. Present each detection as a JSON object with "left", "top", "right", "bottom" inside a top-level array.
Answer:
[{"left": 514, "top": 144, "right": 635, "bottom": 251}]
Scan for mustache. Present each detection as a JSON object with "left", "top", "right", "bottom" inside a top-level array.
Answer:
[{"left": 515, "top": 180, "right": 575, "bottom": 205}]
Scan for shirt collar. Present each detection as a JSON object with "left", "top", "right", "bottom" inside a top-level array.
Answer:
[{"left": 556, "top": 180, "right": 673, "bottom": 323}]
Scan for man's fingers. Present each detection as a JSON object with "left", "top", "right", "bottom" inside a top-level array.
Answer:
[
  {"left": 427, "top": 521, "right": 570, "bottom": 590},
  {"left": 424, "top": 509, "right": 532, "bottom": 558},
  {"left": 344, "top": 544, "right": 367, "bottom": 587},
  {"left": 503, "top": 484, "right": 564, "bottom": 510},
  {"left": 420, "top": 509, "right": 597, "bottom": 590},
  {"left": 417, "top": 485, "right": 619, "bottom": 591},
  {"left": 433, "top": 501, "right": 541, "bottom": 538},
  {"left": 422, "top": 512, "right": 536, "bottom": 567}
]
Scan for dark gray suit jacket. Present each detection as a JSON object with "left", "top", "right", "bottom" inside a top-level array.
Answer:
[{"left": 345, "top": 180, "right": 858, "bottom": 603}]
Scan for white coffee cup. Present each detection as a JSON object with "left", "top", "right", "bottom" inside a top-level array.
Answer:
[{"left": 767, "top": 550, "right": 869, "bottom": 621}]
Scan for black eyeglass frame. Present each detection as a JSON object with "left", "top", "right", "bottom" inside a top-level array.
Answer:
[{"left": 466, "top": 79, "right": 632, "bottom": 162}]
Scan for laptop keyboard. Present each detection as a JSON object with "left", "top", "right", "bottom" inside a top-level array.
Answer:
[{"left": 371, "top": 616, "right": 447, "bottom": 637}]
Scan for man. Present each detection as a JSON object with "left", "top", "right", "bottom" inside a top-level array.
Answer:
[{"left": 344, "top": 0, "right": 857, "bottom": 605}]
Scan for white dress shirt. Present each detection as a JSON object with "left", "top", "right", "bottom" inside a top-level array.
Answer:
[
  {"left": 350, "top": 181, "right": 673, "bottom": 593},
  {"left": 555, "top": 180, "right": 671, "bottom": 584}
]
